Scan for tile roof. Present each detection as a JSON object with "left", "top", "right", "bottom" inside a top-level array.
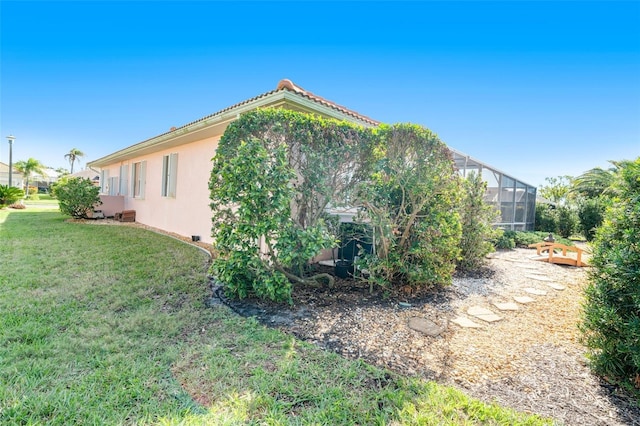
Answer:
[
  {"left": 89, "top": 79, "right": 379, "bottom": 167},
  {"left": 275, "top": 79, "right": 380, "bottom": 126},
  {"left": 163, "top": 79, "right": 379, "bottom": 136}
]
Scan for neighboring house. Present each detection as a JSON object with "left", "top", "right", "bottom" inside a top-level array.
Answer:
[
  {"left": 0, "top": 161, "right": 24, "bottom": 189},
  {"left": 32, "top": 168, "right": 60, "bottom": 192},
  {"left": 88, "top": 79, "right": 535, "bottom": 244},
  {"left": 69, "top": 168, "right": 101, "bottom": 186}
]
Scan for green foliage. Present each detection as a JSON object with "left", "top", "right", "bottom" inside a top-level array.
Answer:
[
  {"left": 356, "top": 124, "right": 462, "bottom": 289},
  {"left": 556, "top": 205, "right": 578, "bottom": 238},
  {"left": 538, "top": 175, "right": 573, "bottom": 205},
  {"left": 534, "top": 203, "right": 558, "bottom": 233},
  {"left": 577, "top": 197, "right": 607, "bottom": 241},
  {"left": 514, "top": 231, "right": 573, "bottom": 247},
  {"left": 51, "top": 177, "right": 101, "bottom": 219},
  {"left": 457, "top": 171, "right": 501, "bottom": 271},
  {"left": 581, "top": 158, "right": 640, "bottom": 395},
  {"left": 64, "top": 147, "right": 85, "bottom": 174},
  {"left": 571, "top": 165, "right": 617, "bottom": 199},
  {"left": 0, "top": 185, "right": 25, "bottom": 208},
  {"left": 14, "top": 158, "right": 47, "bottom": 198},
  {"left": 0, "top": 210, "right": 550, "bottom": 425},
  {"left": 493, "top": 230, "right": 516, "bottom": 249},
  {"left": 210, "top": 109, "right": 379, "bottom": 301}
]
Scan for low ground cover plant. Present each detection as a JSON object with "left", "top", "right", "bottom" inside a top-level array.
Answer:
[{"left": 0, "top": 184, "right": 24, "bottom": 208}]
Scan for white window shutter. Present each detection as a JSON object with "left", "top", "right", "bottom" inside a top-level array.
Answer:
[
  {"left": 168, "top": 153, "right": 178, "bottom": 198},
  {"left": 139, "top": 161, "right": 146, "bottom": 198},
  {"left": 119, "top": 164, "right": 129, "bottom": 196},
  {"left": 101, "top": 170, "right": 109, "bottom": 194}
]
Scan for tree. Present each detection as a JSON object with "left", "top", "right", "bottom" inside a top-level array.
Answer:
[
  {"left": 209, "top": 109, "right": 372, "bottom": 301},
  {"left": 0, "top": 185, "right": 25, "bottom": 208},
  {"left": 581, "top": 157, "right": 640, "bottom": 395},
  {"left": 51, "top": 177, "right": 101, "bottom": 218},
  {"left": 457, "top": 172, "right": 501, "bottom": 271},
  {"left": 355, "top": 124, "right": 463, "bottom": 290},
  {"left": 570, "top": 161, "right": 630, "bottom": 199},
  {"left": 64, "top": 148, "right": 85, "bottom": 174},
  {"left": 538, "top": 175, "right": 573, "bottom": 205},
  {"left": 14, "top": 158, "right": 47, "bottom": 197}
]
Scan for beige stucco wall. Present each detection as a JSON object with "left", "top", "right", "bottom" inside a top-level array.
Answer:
[{"left": 99, "top": 136, "right": 220, "bottom": 244}]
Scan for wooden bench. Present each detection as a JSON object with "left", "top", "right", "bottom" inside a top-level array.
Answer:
[
  {"left": 115, "top": 210, "right": 136, "bottom": 223},
  {"left": 527, "top": 242, "right": 587, "bottom": 267}
]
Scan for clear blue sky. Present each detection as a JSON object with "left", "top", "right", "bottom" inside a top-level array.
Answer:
[{"left": 1, "top": 1, "right": 638, "bottom": 187}]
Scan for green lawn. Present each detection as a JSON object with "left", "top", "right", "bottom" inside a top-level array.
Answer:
[{"left": 0, "top": 209, "right": 551, "bottom": 425}]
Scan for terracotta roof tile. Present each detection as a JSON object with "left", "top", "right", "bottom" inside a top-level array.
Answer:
[{"left": 163, "top": 79, "right": 379, "bottom": 136}]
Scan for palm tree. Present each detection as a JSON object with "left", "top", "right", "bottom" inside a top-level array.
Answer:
[
  {"left": 571, "top": 160, "right": 631, "bottom": 199},
  {"left": 14, "top": 158, "right": 47, "bottom": 197},
  {"left": 64, "top": 148, "right": 85, "bottom": 174}
]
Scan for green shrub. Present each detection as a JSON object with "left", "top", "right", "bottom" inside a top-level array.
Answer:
[
  {"left": 457, "top": 172, "right": 501, "bottom": 271},
  {"left": 577, "top": 197, "right": 607, "bottom": 241},
  {"left": 556, "top": 205, "right": 578, "bottom": 238},
  {"left": 357, "top": 124, "right": 462, "bottom": 290},
  {"left": 210, "top": 110, "right": 372, "bottom": 301},
  {"left": 581, "top": 158, "right": 640, "bottom": 395},
  {"left": 0, "top": 184, "right": 25, "bottom": 208},
  {"left": 52, "top": 177, "right": 102, "bottom": 219},
  {"left": 493, "top": 231, "right": 515, "bottom": 250},
  {"left": 512, "top": 231, "right": 542, "bottom": 247},
  {"left": 534, "top": 203, "right": 558, "bottom": 233}
]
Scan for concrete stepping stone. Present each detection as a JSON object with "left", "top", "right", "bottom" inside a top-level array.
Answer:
[
  {"left": 525, "top": 274, "right": 554, "bottom": 282},
  {"left": 514, "top": 295, "right": 536, "bottom": 304},
  {"left": 451, "top": 316, "right": 483, "bottom": 328},
  {"left": 524, "top": 287, "right": 547, "bottom": 296},
  {"left": 467, "top": 306, "right": 503, "bottom": 322},
  {"left": 408, "top": 317, "right": 446, "bottom": 337},
  {"left": 493, "top": 302, "right": 519, "bottom": 311},
  {"left": 544, "top": 282, "right": 566, "bottom": 291}
]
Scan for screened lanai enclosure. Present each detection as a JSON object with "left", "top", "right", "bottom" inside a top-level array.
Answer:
[{"left": 451, "top": 148, "right": 537, "bottom": 231}]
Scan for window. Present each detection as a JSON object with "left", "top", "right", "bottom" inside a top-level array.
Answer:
[
  {"left": 119, "top": 164, "right": 129, "bottom": 196},
  {"left": 108, "top": 177, "right": 119, "bottom": 196},
  {"left": 131, "top": 161, "right": 146, "bottom": 198},
  {"left": 100, "top": 170, "right": 109, "bottom": 194},
  {"left": 161, "top": 153, "right": 178, "bottom": 198}
]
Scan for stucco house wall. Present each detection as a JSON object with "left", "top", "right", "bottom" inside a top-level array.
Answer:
[
  {"left": 89, "top": 79, "right": 535, "bottom": 245},
  {"left": 88, "top": 79, "right": 379, "bottom": 244}
]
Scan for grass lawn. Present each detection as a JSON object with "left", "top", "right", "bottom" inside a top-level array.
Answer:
[{"left": 0, "top": 209, "right": 551, "bottom": 425}]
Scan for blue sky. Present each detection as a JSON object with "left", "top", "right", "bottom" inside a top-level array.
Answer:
[{"left": 1, "top": 0, "right": 638, "bottom": 187}]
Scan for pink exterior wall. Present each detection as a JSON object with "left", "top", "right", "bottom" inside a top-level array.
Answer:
[
  {"left": 98, "top": 195, "right": 124, "bottom": 217},
  {"left": 99, "top": 136, "right": 220, "bottom": 244}
]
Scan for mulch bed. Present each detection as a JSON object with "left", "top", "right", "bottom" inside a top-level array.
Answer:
[
  {"left": 211, "top": 252, "right": 640, "bottom": 426},
  {"left": 74, "top": 219, "right": 639, "bottom": 424}
]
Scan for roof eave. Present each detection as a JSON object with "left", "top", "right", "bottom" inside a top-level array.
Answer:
[{"left": 88, "top": 89, "right": 378, "bottom": 168}]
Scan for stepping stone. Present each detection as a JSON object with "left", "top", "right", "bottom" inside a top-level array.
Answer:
[
  {"left": 451, "top": 316, "right": 483, "bottom": 328},
  {"left": 408, "top": 317, "right": 446, "bottom": 337},
  {"left": 525, "top": 274, "right": 554, "bottom": 282},
  {"left": 544, "top": 282, "right": 566, "bottom": 291},
  {"left": 467, "top": 306, "right": 503, "bottom": 322},
  {"left": 524, "top": 287, "right": 547, "bottom": 296},
  {"left": 493, "top": 302, "right": 519, "bottom": 311},
  {"left": 514, "top": 296, "right": 536, "bottom": 304},
  {"left": 515, "top": 263, "right": 538, "bottom": 270}
]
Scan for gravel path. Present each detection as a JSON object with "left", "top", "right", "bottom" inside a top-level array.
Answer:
[{"left": 216, "top": 248, "right": 639, "bottom": 425}]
